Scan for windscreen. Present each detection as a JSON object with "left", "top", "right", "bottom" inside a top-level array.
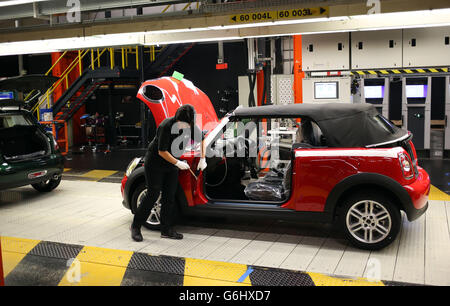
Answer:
[
  {"left": 0, "top": 114, "right": 33, "bottom": 128},
  {"left": 372, "top": 114, "right": 398, "bottom": 134}
]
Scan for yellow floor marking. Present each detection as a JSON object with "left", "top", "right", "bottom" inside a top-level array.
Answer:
[
  {"left": 63, "top": 168, "right": 72, "bottom": 172},
  {"left": 184, "top": 276, "right": 250, "bottom": 286},
  {"left": 0, "top": 236, "right": 40, "bottom": 277},
  {"left": 308, "top": 272, "right": 384, "bottom": 286},
  {"left": 58, "top": 246, "right": 133, "bottom": 286},
  {"left": 429, "top": 185, "right": 450, "bottom": 201},
  {"left": 184, "top": 258, "right": 251, "bottom": 286},
  {"left": 80, "top": 170, "right": 118, "bottom": 180}
]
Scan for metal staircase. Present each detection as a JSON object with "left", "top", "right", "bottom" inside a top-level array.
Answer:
[
  {"left": 52, "top": 67, "right": 139, "bottom": 121},
  {"left": 145, "top": 43, "right": 195, "bottom": 78},
  {"left": 31, "top": 44, "right": 195, "bottom": 123}
]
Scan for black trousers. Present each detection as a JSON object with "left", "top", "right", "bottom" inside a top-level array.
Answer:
[{"left": 132, "top": 159, "right": 179, "bottom": 233}]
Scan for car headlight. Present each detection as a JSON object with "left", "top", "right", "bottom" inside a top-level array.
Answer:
[{"left": 126, "top": 157, "right": 141, "bottom": 177}]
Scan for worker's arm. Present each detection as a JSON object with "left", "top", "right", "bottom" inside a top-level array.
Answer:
[
  {"left": 201, "top": 139, "right": 206, "bottom": 159},
  {"left": 158, "top": 150, "right": 179, "bottom": 165},
  {"left": 159, "top": 150, "right": 190, "bottom": 170}
]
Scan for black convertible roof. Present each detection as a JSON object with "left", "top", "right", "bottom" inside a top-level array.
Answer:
[
  {"left": 233, "top": 103, "right": 372, "bottom": 120},
  {"left": 231, "top": 103, "right": 408, "bottom": 148}
]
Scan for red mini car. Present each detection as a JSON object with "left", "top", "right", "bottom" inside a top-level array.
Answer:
[{"left": 121, "top": 77, "right": 430, "bottom": 250}]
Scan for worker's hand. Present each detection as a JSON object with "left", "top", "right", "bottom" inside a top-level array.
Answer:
[
  {"left": 175, "top": 160, "right": 190, "bottom": 170},
  {"left": 197, "top": 158, "right": 207, "bottom": 171}
]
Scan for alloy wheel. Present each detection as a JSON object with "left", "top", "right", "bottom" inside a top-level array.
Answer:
[
  {"left": 137, "top": 189, "right": 162, "bottom": 226},
  {"left": 345, "top": 200, "right": 392, "bottom": 244}
]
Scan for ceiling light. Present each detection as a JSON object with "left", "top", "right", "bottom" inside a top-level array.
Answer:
[
  {"left": 208, "top": 16, "right": 349, "bottom": 31},
  {"left": 0, "top": 0, "right": 52, "bottom": 8}
]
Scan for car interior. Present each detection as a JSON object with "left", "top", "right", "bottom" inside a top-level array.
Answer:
[
  {"left": 204, "top": 116, "right": 327, "bottom": 204},
  {"left": 0, "top": 113, "right": 50, "bottom": 161}
]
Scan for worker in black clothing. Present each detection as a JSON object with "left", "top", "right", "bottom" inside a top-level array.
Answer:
[{"left": 131, "top": 104, "right": 207, "bottom": 241}]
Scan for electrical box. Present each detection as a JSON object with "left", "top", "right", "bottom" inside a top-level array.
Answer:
[
  {"left": 351, "top": 30, "right": 402, "bottom": 70},
  {"left": 302, "top": 33, "right": 350, "bottom": 71},
  {"left": 271, "top": 74, "right": 294, "bottom": 105},
  {"left": 302, "top": 77, "right": 352, "bottom": 104},
  {"left": 403, "top": 26, "right": 450, "bottom": 67}
]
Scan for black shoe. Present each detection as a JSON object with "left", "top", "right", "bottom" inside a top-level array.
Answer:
[
  {"left": 161, "top": 229, "right": 183, "bottom": 240},
  {"left": 131, "top": 226, "right": 143, "bottom": 242}
]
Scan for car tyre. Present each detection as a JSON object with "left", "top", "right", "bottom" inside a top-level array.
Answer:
[
  {"left": 339, "top": 191, "right": 401, "bottom": 251},
  {"left": 31, "top": 176, "right": 61, "bottom": 192},
  {"left": 131, "top": 182, "right": 161, "bottom": 231}
]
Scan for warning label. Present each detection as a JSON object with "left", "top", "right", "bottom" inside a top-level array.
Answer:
[{"left": 230, "top": 7, "right": 329, "bottom": 23}]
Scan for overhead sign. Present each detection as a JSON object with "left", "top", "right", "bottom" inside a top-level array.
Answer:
[{"left": 230, "top": 7, "right": 329, "bottom": 24}]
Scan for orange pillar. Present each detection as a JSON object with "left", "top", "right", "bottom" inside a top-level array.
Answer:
[
  {"left": 0, "top": 238, "right": 4, "bottom": 286},
  {"left": 51, "top": 52, "right": 85, "bottom": 146},
  {"left": 293, "top": 35, "right": 305, "bottom": 104},
  {"left": 256, "top": 66, "right": 265, "bottom": 106}
]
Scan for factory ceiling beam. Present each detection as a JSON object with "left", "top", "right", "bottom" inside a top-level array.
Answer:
[
  {"left": 0, "top": 0, "right": 449, "bottom": 55},
  {"left": 0, "top": 0, "right": 188, "bottom": 20}
]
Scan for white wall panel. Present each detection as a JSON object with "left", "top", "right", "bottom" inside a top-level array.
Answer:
[
  {"left": 302, "top": 33, "right": 350, "bottom": 71},
  {"left": 351, "top": 30, "right": 402, "bottom": 69},
  {"left": 403, "top": 26, "right": 450, "bottom": 67}
]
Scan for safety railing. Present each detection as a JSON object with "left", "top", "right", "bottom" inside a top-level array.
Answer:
[
  {"left": 31, "top": 46, "right": 162, "bottom": 120},
  {"left": 24, "top": 50, "right": 69, "bottom": 102},
  {"left": 32, "top": 49, "right": 91, "bottom": 119}
]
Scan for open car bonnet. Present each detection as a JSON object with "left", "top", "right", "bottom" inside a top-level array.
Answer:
[
  {"left": 0, "top": 75, "right": 58, "bottom": 93},
  {"left": 137, "top": 77, "right": 219, "bottom": 129}
]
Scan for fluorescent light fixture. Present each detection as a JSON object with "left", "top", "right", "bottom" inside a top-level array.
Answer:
[
  {"left": 0, "top": 0, "right": 52, "bottom": 7},
  {"left": 350, "top": 8, "right": 450, "bottom": 31},
  {"left": 0, "top": 32, "right": 146, "bottom": 56},
  {"left": 208, "top": 16, "right": 349, "bottom": 30},
  {"left": 351, "top": 8, "right": 450, "bottom": 20},
  {"left": 144, "top": 34, "right": 240, "bottom": 46},
  {"left": 145, "top": 27, "right": 211, "bottom": 35}
]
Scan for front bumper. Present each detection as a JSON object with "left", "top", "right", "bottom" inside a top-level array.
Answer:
[
  {"left": 121, "top": 174, "right": 130, "bottom": 210},
  {"left": 402, "top": 166, "right": 430, "bottom": 221}
]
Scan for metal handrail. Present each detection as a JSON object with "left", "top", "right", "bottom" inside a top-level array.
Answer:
[
  {"left": 32, "top": 49, "right": 90, "bottom": 118},
  {"left": 24, "top": 50, "right": 69, "bottom": 102},
  {"left": 32, "top": 45, "right": 158, "bottom": 120}
]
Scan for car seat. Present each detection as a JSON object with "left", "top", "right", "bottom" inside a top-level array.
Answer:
[
  {"left": 244, "top": 162, "right": 292, "bottom": 202},
  {"left": 293, "top": 120, "right": 326, "bottom": 149}
]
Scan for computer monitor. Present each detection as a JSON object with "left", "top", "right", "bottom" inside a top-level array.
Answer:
[
  {"left": 406, "top": 85, "right": 427, "bottom": 98},
  {"left": 364, "top": 86, "right": 384, "bottom": 99},
  {"left": 314, "top": 82, "right": 339, "bottom": 99},
  {"left": 0, "top": 91, "right": 14, "bottom": 100}
]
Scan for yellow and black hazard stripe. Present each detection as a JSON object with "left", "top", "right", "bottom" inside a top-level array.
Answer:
[
  {"left": 351, "top": 68, "right": 449, "bottom": 76},
  {"left": 0, "top": 236, "right": 415, "bottom": 287},
  {"left": 63, "top": 168, "right": 124, "bottom": 183}
]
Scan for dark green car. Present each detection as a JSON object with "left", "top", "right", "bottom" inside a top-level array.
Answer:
[
  {"left": 0, "top": 73, "right": 64, "bottom": 193},
  {"left": 0, "top": 105, "right": 64, "bottom": 192}
]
